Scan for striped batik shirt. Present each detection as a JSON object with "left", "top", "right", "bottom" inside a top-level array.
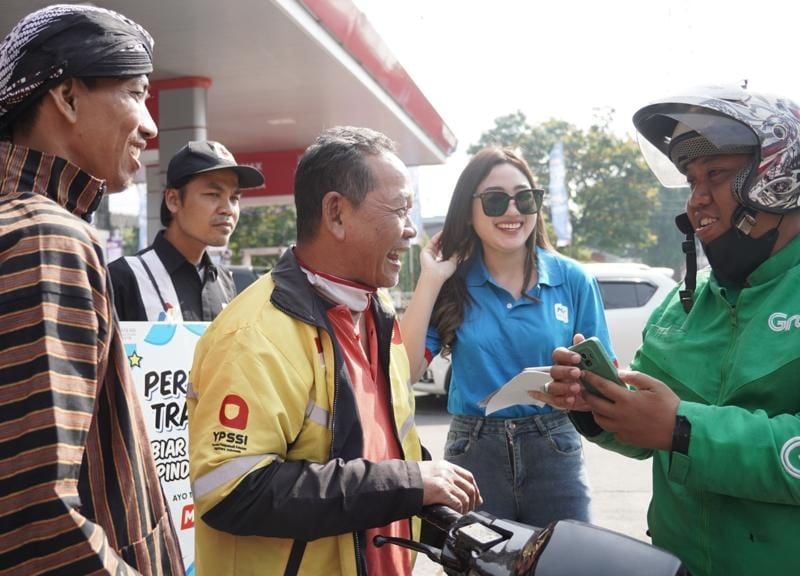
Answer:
[{"left": 0, "top": 142, "right": 185, "bottom": 575}]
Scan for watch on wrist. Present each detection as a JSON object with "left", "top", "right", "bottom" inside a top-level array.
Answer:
[{"left": 671, "top": 415, "right": 691, "bottom": 455}]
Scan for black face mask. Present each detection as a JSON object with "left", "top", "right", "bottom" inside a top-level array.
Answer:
[{"left": 701, "top": 219, "right": 779, "bottom": 287}]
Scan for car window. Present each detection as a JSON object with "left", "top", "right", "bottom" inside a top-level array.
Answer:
[
  {"left": 635, "top": 282, "right": 658, "bottom": 306},
  {"left": 230, "top": 267, "right": 259, "bottom": 294},
  {"left": 597, "top": 281, "right": 657, "bottom": 309}
]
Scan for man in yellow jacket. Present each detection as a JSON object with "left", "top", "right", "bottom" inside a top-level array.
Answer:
[{"left": 188, "top": 126, "right": 481, "bottom": 575}]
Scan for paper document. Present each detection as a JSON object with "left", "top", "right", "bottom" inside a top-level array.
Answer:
[{"left": 479, "top": 366, "right": 553, "bottom": 415}]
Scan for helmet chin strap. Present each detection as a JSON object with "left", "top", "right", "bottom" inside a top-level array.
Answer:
[
  {"left": 676, "top": 205, "right": 784, "bottom": 313},
  {"left": 675, "top": 213, "right": 696, "bottom": 313},
  {"left": 732, "top": 204, "right": 758, "bottom": 235},
  {"left": 732, "top": 204, "right": 785, "bottom": 239}
]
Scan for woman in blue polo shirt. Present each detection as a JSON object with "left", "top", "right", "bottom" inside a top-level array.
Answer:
[{"left": 402, "top": 146, "right": 613, "bottom": 526}]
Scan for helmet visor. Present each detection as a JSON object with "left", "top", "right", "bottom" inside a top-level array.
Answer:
[
  {"left": 637, "top": 130, "right": 687, "bottom": 187},
  {"left": 635, "top": 107, "right": 759, "bottom": 188}
]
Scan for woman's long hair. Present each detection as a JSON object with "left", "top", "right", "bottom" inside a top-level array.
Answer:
[{"left": 431, "top": 147, "right": 553, "bottom": 355}]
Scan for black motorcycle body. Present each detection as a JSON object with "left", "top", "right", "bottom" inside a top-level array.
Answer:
[{"left": 375, "top": 506, "right": 688, "bottom": 576}]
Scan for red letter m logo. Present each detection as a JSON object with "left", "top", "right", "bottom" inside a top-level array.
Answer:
[{"left": 181, "top": 504, "right": 195, "bottom": 529}]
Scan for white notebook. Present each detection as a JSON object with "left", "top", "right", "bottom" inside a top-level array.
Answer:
[{"left": 479, "top": 366, "right": 553, "bottom": 415}]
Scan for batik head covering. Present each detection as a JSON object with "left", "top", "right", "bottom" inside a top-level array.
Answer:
[{"left": 0, "top": 4, "right": 153, "bottom": 132}]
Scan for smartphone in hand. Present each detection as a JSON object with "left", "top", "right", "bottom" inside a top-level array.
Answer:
[{"left": 568, "top": 337, "right": 624, "bottom": 400}]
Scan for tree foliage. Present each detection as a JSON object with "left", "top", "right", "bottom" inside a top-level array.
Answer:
[
  {"left": 646, "top": 186, "right": 690, "bottom": 278},
  {"left": 121, "top": 226, "right": 139, "bottom": 254},
  {"left": 469, "top": 111, "right": 683, "bottom": 264},
  {"left": 228, "top": 204, "right": 297, "bottom": 267}
]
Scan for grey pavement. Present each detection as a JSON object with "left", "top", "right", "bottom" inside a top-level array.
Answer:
[{"left": 411, "top": 393, "right": 652, "bottom": 575}]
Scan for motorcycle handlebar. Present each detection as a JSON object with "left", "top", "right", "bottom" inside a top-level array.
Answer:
[{"left": 419, "top": 504, "right": 463, "bottom": 533}]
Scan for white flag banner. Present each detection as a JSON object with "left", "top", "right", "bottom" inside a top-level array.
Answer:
[
  {"left": 548, "top": 142, "right": 572, "bottom": 247},
  {"left": 120, "top": 321, "right": 208, "bottom": 576}
]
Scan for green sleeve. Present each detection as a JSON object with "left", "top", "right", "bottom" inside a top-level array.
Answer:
[
  {"left": 569, "top": 412, "right": 653, "bottom": 460},
  {"left": 668, "top": 401, "right": 800, "bottom": 505}
]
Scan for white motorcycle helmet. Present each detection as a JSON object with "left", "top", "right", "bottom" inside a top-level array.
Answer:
[{"left": 633, "top": 85, "right": 800, "bottom": 214}]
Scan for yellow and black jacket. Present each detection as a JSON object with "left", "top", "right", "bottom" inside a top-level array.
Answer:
[{"left": 188, "top": 249, "right": 423, "bottom": 576}]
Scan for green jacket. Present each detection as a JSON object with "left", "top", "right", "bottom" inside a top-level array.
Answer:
[{"left": 579, "top": 235, "right": 800, "bottom": 576}]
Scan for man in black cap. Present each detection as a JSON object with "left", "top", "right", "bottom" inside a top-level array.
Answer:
[
  {"left": 110, "top": 140, "right": 264, "bottom": 321},
  {"left": 0, "top": 5, "right": 184, "bottom": 575}
]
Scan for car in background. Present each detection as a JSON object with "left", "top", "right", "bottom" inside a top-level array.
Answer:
[
  {"left": 229, "top": 265, "right": 268, "bottom": 294},
  {"left": 584, "top": 262, "right": 677, "bottom": 368},
  {"left": 413, "top": 353, "right": 451, "bottom": 397},
  {"left": 413, "top": 262, "right": 677, "bottom": 396}
]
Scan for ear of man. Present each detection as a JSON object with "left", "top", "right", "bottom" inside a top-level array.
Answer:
[
  {"left": 14, "top": 79, "right": 83, "bottom": 150},
  {"left": 321, "top": 191, "right": 347, "bottom": 241},
  {"left": 164, "top": 187, "right": 182, "bottom": 217},
  {"left": 47, "top": 79, "right": 82, "bottom": 124}
]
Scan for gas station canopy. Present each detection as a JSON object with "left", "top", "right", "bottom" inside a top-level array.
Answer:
[{"left": 0, "top": 0, "right": 456, "bottom": 199}]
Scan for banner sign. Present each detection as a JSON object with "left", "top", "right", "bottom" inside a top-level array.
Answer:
[
  {"left": 120, "top": 322, "right": 208, "bottom": 576},
  {"left": 548, "top": 141, "right": 573, "bottom": 247}
]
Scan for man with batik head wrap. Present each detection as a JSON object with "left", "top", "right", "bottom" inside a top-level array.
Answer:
[{"left": 0, "top": 5, "right": 184, "bottom": 575}]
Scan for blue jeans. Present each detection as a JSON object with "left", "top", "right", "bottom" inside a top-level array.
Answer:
[{"left": 444, "top": 411, "right": 592, "bottom": 527}]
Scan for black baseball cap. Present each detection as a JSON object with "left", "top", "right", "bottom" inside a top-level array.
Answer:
[{"left": 166, "top": 140, "right": 265, "bottom": 189}]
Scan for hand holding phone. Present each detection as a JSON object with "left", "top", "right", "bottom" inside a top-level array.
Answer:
[{"left": 568, "top": 337, "right": 624, "bottom": 400}]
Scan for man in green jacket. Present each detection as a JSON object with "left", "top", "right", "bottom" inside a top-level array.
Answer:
[{"left": 539, "top": 87, "right": 800, "bottom": 576}]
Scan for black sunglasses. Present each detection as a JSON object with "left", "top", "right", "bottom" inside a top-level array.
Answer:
[{"left": 472, "top": 188, "right": 544, "bottom": 217}]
